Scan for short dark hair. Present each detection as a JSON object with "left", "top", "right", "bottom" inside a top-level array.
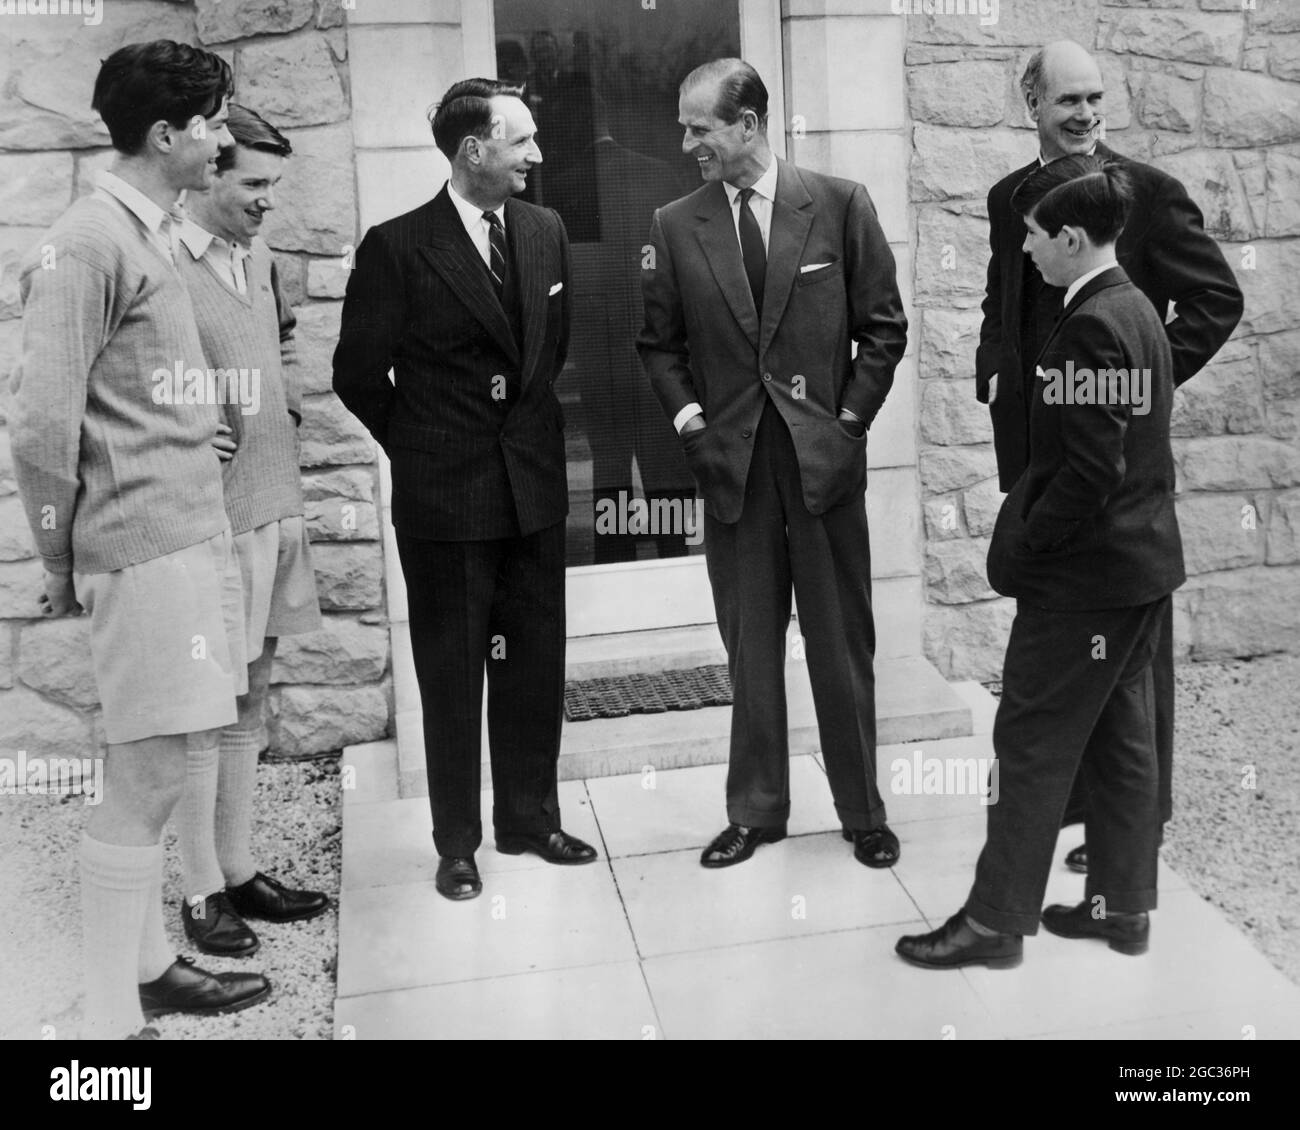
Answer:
[
  {"left": 91, "top": 40, "right": 233, "bottom": 155},
  {"left": 681, "top": 59, "right": 768, "bottom": 129},
  {"left": 1010, "top": 154, "right": 1133, "bottom": 245},
  {"left": 429, "top": 77, "right": 526, "bottom": 160},
  {"left": 216, "top": 103, "right": 292, "bottom": 174}
]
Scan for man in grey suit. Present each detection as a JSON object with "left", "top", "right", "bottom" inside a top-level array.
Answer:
[{"left": 638, "top": 59, "right": 908, "bottom": 870}]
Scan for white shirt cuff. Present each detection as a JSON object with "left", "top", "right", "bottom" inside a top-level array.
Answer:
[{"left": 673, "top": 403, "right": 704, "bottom": 433}]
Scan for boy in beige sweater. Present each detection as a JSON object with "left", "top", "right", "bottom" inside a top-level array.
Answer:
[
  {"left": 173, "top": 103, "right": 329, "bottom": 957},
  {"left": 9, "top": 41, "right": 271, "bottom": 1039}
]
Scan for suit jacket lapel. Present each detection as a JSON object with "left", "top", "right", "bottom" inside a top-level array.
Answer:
[
  {"left": 693, "top": 183, "right": 759, "bottom": 350},
  {"left": 419, "top": 187, "right": 520, "bottom": 367},
  {"left": 506, "top": 199, "right": 547, "bottom": 389},
  {"left": 759, "top": 159, "right": 813, "bottom": 357},
  {"left": 1005, "top": 158, "right": 1037, "bottom": 355},
  {"left": 1032, "top": 265, "right": 1129, "bottom": 368}
]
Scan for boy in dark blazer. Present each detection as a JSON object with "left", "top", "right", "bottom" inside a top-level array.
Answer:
[
  {"left": 976, "top": 40, "right": 1242, "bottom": 874},
  {"left": 898, "top": 155, "right": 1184, "bottom": 969}
]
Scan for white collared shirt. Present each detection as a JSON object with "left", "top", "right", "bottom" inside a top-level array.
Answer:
[
  {"left": 94, "top": 171, "right": 179, "bottom": 263},
  {"left": 1038, "top": 142, "right": 1099, "bottom": 167},
  {"left": 1063, "top": 259, "right": 1119, "bottom": 308},
  {"left": 175, "top": 215, "right": 251, "bottom": 294},
  {"left": 447, "top": 180, "right": 506, "bottom": 269},
  {"left": 722, "top": 157, "right": 777, "bottom": 252}
]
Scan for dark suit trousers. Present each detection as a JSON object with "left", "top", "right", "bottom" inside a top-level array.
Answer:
[
  {"left": 703, "top": 400, "right": 885, "bottom": 831},
  {"left": 1062, "top": 598, "right": 1175, "bottom": 828},
  {"left": 396, "top": 523, "right": 565, "bottom": 857},
  {"left": 965, "top": 597, "right": 1168, "bottom": 936}
]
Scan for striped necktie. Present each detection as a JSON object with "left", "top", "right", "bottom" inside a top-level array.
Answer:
[{"left": 484, "top": 210, "right": 507, "bottom": 297}]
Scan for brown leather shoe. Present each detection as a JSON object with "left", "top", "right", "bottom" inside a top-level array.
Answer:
[
  {"left": 181, "top": 891, "right": 259, "bottom": 957},
  {"left": 1042, "top": 900, "right": 1149, "bottom": 955},
  {"left": 700, "top": 823, "right": 786, "bottom": 868},
  {"left": 896, "top": 911, "right": 1023, "bottom": 969},
  {"left": 139, "top": 956, "right": 271, "bottom": 1019}
]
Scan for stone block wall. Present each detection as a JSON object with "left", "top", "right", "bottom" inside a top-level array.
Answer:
[
  {"left": 0, "top": 0, "right": 391, "bottom": 758},
  {"left": 905, "top": 0, "right": 1300, "bottom": 680}
]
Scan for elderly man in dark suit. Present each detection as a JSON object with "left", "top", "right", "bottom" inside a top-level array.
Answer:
[
  {"left": 899, "top": 156, "right": 1185, "bottom": 968},
  {"left": 976, "top": 40, "right": 1242, "bottom": 875},
  {"left": 638, "top": 59, "right": 908, "bottom": 870},
  {"left": 333, "top": 78, "right": 597, "bottom": 902}
]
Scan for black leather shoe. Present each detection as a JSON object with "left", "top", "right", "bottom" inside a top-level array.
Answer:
[
  {"left": 435, "top": 856, "right": 482, "bottom": 900},
  {"left": 139, "top": 956, "right": 271, "bottom": 1019},
  {"left": 700, "top": 823, "right": 786, "bottom": 868},
  {"left": 1042, "top": 900, "right": 1149, "bottom": 955},
  {"left": 896, "top": 911, "right": 1023, "bottom": 969},
  {"left": 227, "top": 872, "right": 330, "bottom": 923},
  {"left": 181, "top": 891, "right": 259, "bottom": 957},
  {"left": 843, "top": 825, "right": 901, "bottom": 868},
  {"left": 1064, "top": 842, "right": 1088, "bottom": 874},
  {"left": 495, "top": 830, "right": 598, "bottom": 864}
]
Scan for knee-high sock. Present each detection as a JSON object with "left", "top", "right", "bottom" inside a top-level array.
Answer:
[
  {"left": 137, "top": 847, "right": 175, "bottom": 984},
  {"left": 214, "top": 728, "right": 261, "bottom": 888},
  {"left": 175, "top": 741, "right": 224, "bottom": 903},
  {"left": 79, "top": 833, "right": 155, "bottom": 1039}
]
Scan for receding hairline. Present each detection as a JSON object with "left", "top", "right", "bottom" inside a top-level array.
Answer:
[{"left": 1021, "top": 39, "right": 1103, "bottom": 102}]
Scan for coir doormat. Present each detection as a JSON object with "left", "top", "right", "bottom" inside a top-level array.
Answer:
[{"left": 564, "top": 664, "right": 733, "bottom": 721}]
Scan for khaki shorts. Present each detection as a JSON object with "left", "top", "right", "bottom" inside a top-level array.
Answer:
[
  {"left": 234, "top": 515, "right": 322, "bottom": 660},
  {"left": 74, "top": 530, "right": 248, "bottom": 746}
]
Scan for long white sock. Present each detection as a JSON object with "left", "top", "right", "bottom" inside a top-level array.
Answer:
[
  {"left": 175, "top": 741, "right": 225, "bottom": 903},
  {"left": 137, "top": 847, "right": 175, "bottom": 984},
  {"left": 79, "top": 833, "right": 155, "bottom": 1040},
  {"left": 215, "top": 728, "right": 262, "bottom": 888}
]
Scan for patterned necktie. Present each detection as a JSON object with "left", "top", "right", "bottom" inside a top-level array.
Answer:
[
  {"left": 230, "top": 243, "right": 249, "bottom": 295},
  {"left": 737, "top": 187, "right": 766, "bottom": 315},
  {"left": 158, "top": 211, "right": 177, "bottom": 265},
  {"left": 484, "top": 210, "right": 507, "bottom": 297}
]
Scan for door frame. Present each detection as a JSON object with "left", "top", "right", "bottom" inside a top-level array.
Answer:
[{"left": 468, "top": 0, "right": 785, "bottom": 636}]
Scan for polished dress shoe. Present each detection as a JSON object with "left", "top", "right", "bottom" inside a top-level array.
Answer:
[
  {"left": 227, "top": 871, "right": 330, "bottom": 923},
  {"left": 495, "top": 829, "right": 598, "bottom": 864},
  {"left": 842, "top": 825, "right": 900, "bottom": 869},
  {"left": 139, "top": 956, "right": 271, "bottom": 1019},
  {"left": 435, "top": 856, "right": 482, "bottom": 900},
  {"left": 896, "top": 911, "right": 1023, "bottom": 969},
  {"left": 181, "top": 891, "right": 259, "bottom": 957},
  {"left": 1064, "top": 842, "right": 1088, "bottom": 874},
  {"left": 700, "top": 823, "right": 786, "bottom": 868},
  {"left": 1042, "top": 900, "right": 1149, "bottom": 955}
]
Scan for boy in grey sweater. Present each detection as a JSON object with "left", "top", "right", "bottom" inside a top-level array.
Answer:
[
  {"left": 174, "top": 104, "right": 329, "bottom": 956},
  {"left": 9, "top": 41, "right": 271, "bottom": 1039}
]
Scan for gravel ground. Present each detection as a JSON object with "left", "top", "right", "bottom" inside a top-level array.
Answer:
[
  {"left": 0, "top": 756, "right": 341, "bottom": 1041},
  {"left": 2, "top": 655, "right": 1296, "bottom": 1040}
]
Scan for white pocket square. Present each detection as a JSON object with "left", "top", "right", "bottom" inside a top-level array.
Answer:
[
  {"left": 800, "top": 262, "right": 832, "bottom": 273},
  {"left": 549, "top": 282, "right": 563, "bottom": 295}
]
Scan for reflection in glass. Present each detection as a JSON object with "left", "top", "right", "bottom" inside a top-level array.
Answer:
[{"left": 495, "top": 0, "right": 742, "bottom": 566}]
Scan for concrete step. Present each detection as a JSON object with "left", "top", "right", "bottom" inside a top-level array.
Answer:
[{"left": 395, "top": 652, "right": 973, "bottom": 799}]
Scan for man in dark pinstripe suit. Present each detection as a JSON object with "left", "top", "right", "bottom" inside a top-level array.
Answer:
[{"left": 333, "top": 78, "right": 597, "bottom": 901}]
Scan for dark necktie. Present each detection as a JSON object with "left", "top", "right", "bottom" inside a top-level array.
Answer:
[
  {"left": 737, "top": 187, "right": 766, "bottom": 315},
  {"left": 484, "top": 210, "right": 507, "bottom": 297}
]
